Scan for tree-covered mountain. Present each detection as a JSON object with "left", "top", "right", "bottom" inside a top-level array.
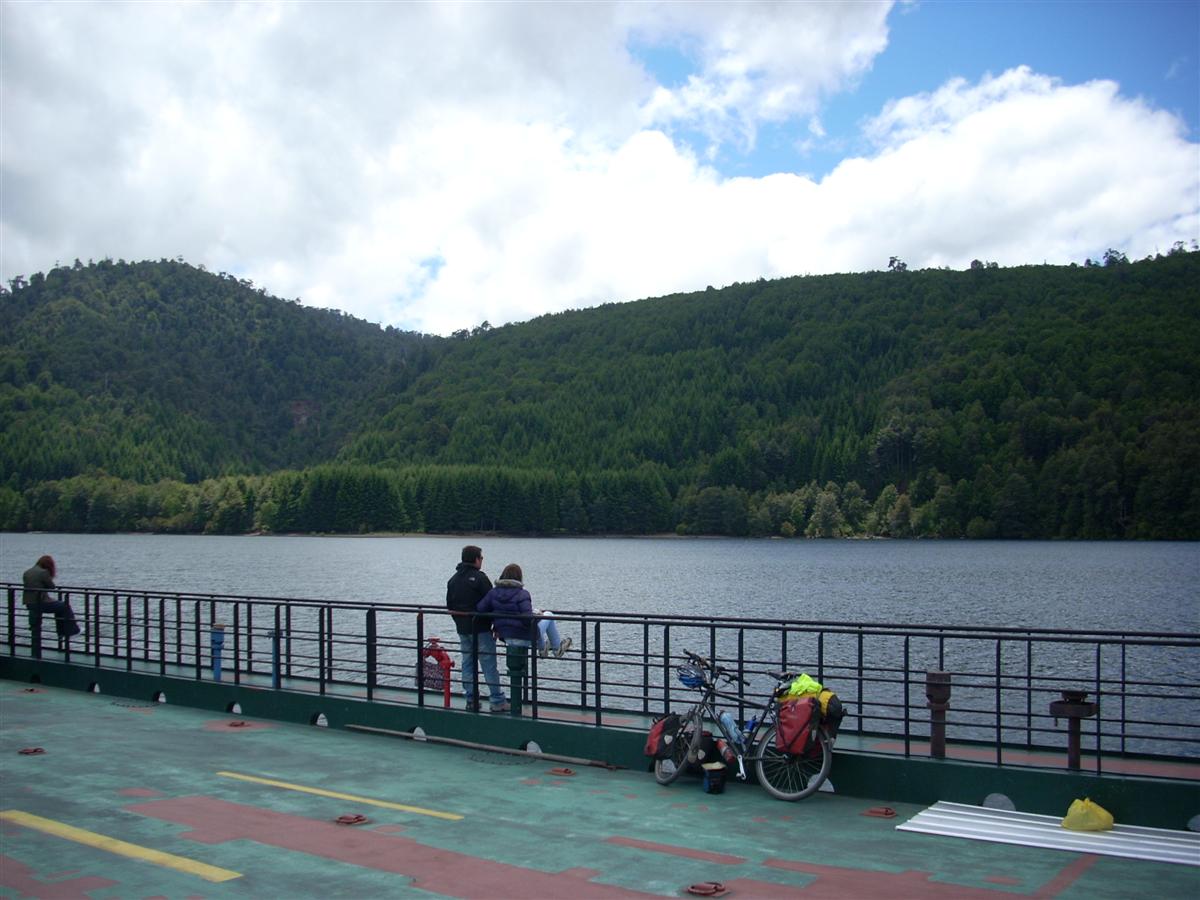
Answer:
[
  {"left": 2, "top": 251, "right": 1197, "bottom": 538},
  {"left": 0, "top": 258, "right": 441, "bottom": 484}
]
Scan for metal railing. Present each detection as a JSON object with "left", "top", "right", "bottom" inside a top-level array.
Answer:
[{"left": 5, "top": 583, "right": 1199, "bottom": 776}]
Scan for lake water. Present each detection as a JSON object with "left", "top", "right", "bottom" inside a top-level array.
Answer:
[{"left": 2, "top": 533, "right": 1196, "bottom": 634}]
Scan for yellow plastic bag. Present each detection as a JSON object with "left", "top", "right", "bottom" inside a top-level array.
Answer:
[{"left": 1061, "top": 798, "right": 1114, "bottom": 832}]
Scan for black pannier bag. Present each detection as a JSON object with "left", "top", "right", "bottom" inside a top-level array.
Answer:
[{"left": 645, "top": 713, "right": 682, "bottom": 758}]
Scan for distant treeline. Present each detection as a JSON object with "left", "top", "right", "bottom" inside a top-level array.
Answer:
[
  {"left": 0, "top": 458, "right": 1190, "bottom": 539},
  {"left": 2, "top": 250, "right": 1199, "bottom": 539}
]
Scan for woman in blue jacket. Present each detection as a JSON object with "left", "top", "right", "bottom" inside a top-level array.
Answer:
[{"left": 477, "top": 563, "right": 559, "bottom": 716}]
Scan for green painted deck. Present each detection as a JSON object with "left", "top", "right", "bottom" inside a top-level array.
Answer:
[{"left": 2, "top": 681, "right": 1197, "bottom": 898}]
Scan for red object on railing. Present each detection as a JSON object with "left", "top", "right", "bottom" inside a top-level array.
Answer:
[{"left": 422, "top": 637, "right": 455, "bottom": 708}]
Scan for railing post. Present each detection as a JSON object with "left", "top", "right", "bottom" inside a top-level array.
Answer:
[
  {"left": 592, "top": 620, "right": 601, "bottom": 726},
  {"left": 662, "top": 625, "right": 671, "bottom": 713},
  {"left": 91, "top": 592, "right": 101, "bottom": 669},
  {"left": 415, "top": 612, "right": 425, "bottom": 708},
  {"left": 737, "top": 628, "right": 746, "bottom": 723},
  {"left": 272, "top": 605, "right": 282, "bottom": 690},
  {"left": 366, "top": 608, "right": 377, "bottom": 702},
  {"left": 641, "top": 621, "right": 650, "bottom": 715},
  {"left": 158, "top": 598, "right": 166, "bottom": 675},
  {"left": 903, "top": 636, "right": 911, "bottom": 757},
  {"left": 926, "top": 671, "right": 951, "bottom": 759},
  {"left": 7, "top": 587, "right": 15, "bottom": 656},
  {"left": 142, "top": 595, "right": 150, "bottom": 661},
  {"left": 856, "top": 632, "right": 864, "bottom": 733},
  {"left": 194, "top": 601, "right": 202, "bottom": 680},
  {"left": 579, "top": 615, "right": 588, "bottom": 711},
  {"left": 1025, "top": 637, "right": 1033, "bottom": 749},
  {"left": 246, "top": 604, "right": 254, "bottom": 675},
  {"left": 124, "top": 594, "right": 132, "bottom": 672},
  {"left": 318, "top": 607, "right": 327, "bottom": 696},
  {"left": 232, "top": 604, "right": 241, "bottom": 686},
  {"left": 994, "top": 640, "right": 1003, "bottom": 766},
  {"left": 325, "top": 607, "right": 334, "bottom": 684}
]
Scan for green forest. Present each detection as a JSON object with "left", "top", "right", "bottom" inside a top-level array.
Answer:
[{"left": 2, "top": 250, "right": 1198, "bottom": 539}]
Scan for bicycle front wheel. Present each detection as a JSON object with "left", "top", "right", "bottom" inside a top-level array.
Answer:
[
  {"left": 754, "top": 726, "right": 832, "bottom": 801},
  {"left": 653, "top": 712, "right": 701, "bottom": 785}
]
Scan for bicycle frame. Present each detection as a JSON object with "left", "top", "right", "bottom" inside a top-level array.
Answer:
[{"left": 675, "top": 655, "right": 786, "bottom": 780}]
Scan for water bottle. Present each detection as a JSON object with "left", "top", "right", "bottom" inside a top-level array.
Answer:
[
  {"left": 719, "top": 711, "right": 744, "bottom": 750},
  {"left": 741, "top": 716, "right": 758, "bottom": 748}
]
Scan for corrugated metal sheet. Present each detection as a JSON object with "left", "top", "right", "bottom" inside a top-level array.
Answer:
[{"left": 897, "top": 801, "right": 1200, "bottom": 867}]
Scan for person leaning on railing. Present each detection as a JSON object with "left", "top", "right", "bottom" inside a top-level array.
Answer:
[
  {"left": 446, "top": 545, "right": 509, "bottom": 713},
  {"left": 22, "top": 554, "right": 73, "bottom": 655}
]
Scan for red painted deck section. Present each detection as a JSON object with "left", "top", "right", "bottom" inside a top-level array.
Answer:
[
  {"left": 126, "top": 795, "right": 655, "bottom": 897},
  {"left": 0, "top": 854, "right": 116, "bottom": 900},
  {"left": 604, "top": 836, "right": 747, "bottom": 865}
]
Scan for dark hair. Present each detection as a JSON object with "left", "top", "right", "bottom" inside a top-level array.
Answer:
[
  {"left": 35, "top": 555, "right": 56, "bottom": 577},
  {"left": 461, "top": 545, "right": 482, "bottom": 564},
  {"left": 500, "top": 563, "right": 523, "bottom": 582}
]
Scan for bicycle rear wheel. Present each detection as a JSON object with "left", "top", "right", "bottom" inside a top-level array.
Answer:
[
  {"left": 653, "top": 711, "right": 701, "bottom": 785},
  {"left": 754, "top": 726, "right": 832, "bottom": 800}
]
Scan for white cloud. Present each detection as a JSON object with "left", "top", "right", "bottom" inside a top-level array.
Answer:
[{"left": 1, "top": 2, "right": 1196, "bottom": 336}]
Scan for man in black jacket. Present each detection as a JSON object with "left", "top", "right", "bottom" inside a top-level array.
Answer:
[{"left": 446, "top": 545, "right": 508, "bottom": 712}]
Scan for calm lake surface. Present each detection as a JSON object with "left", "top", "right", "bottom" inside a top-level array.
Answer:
[{"left": 2, "top": 533, "right": 1196, "bottom": 633}]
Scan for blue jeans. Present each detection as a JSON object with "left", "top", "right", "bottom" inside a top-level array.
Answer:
[
  {"left": 537, "top": 618, "right": 562, "bottom": 652},
  {"left": 458, "top": 631, "right": 505, "bottom": 706}
]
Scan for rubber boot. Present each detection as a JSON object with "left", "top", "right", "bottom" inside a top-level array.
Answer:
[{"left": 506, "top": 645, "right": 528, "bottom": 716}]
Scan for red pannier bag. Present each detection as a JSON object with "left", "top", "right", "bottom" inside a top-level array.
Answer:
[
  {"left": 775, "top": 696, "right": 819, "bottom": 754},
  {"left": 645, "top": 713, "right": 682, "bottom": 758}
]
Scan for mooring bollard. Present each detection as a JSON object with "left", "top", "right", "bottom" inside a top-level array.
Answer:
[
  {"left": 1049, "top": 689, "right": 1099, "bottom": 770},
  {"left": 211, "top": 624, "right": 226, "bottom": 682},
  {"left": 926, "top": 671, "right": 952, "bottom": 759}
]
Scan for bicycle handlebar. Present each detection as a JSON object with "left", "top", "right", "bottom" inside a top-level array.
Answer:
[{"left": 683, "top": 649, "right": 749, "bottom": 686}]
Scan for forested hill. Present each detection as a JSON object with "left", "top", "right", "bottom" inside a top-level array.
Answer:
[
  {"left": 2, "top": 252, "right": 1198, "bottom": 539},
  {"left": 0, "top": 259, "right": 441, "bottom": 482}
]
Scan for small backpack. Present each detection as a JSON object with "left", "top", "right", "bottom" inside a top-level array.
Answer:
[
  {"left": 644, "top": 713, "right": 682, "bottom": 758},
  {"left": 776, "top": 696, "right": 819, "bottom": 754}
]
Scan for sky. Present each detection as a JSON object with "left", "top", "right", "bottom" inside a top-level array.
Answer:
[{"left": 2, "top": 0, "right": 1197, "bottom": 336}]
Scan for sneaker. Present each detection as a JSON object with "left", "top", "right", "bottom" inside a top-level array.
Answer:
[
  {"left": 555, "top": 637, "right": 573, "bottom": 659},
  {"left": 538, "top": 645, "right": 550, "bottom": 658},
  {"left": 489, "top": 700, "right": 510, "bottom": 713}
]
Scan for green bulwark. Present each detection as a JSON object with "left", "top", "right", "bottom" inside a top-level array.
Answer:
[{"left": 3, "top": 655, "right": 1196, "bottom": 831}]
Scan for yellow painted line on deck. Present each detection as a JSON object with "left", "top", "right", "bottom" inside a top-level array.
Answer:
[
  {"left": 0, "top": 809, "right": 242, "bottom": 883},
  {"left": 216, "top": 771, "right": 463, "bottom": 821}
]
